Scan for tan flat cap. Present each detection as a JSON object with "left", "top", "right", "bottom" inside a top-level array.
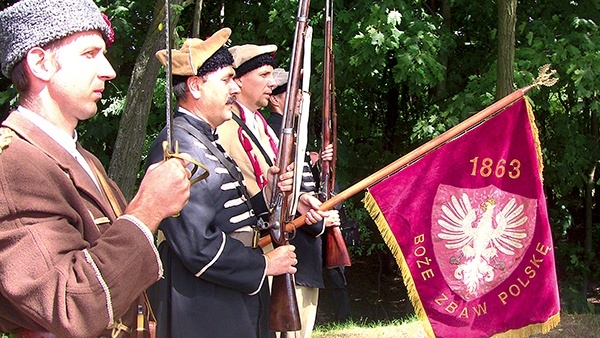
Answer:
[
  {"left": 272, "top": 68, "right": 289, "bottom": 87},
  {"left": 156, "top": 27, "right": 231, "bottom": 76},
  {"left": 229, "top": 44, "right": 277, "bottom": 68}
]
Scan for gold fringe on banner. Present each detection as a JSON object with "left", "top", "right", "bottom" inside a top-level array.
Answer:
[
  {"left": 525, "top": 97, "right": 545, "bottom": 182},
  {"left": 363, "top": 191, "right": 436, "bottom": 338},
  {"left": 493, "top": 313, "right": 561, "bottom": 338}
]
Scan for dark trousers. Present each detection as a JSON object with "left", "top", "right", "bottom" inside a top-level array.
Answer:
[{"left": 323, "top": 267, "right": 350, "bottom": 322}]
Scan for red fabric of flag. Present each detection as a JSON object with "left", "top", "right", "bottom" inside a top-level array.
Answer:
[{"left": 364, "top": 97, "right": 560, "bottom": 337}]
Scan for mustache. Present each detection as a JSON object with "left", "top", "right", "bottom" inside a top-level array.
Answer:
[{"left": 226, "top": 96, "right": 237, "bottom": 105}]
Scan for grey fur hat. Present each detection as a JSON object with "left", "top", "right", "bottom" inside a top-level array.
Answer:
[{"left": 0, "top": 0, "right": 113, "bottom": 79}]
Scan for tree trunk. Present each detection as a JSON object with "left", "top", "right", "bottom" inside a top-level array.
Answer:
[
  {"left": 108, "top": 0, "right": 189, "bottom": 200},
  {"left": 584, "top": 164, "right": 595, "bottom": 301},
  {"left": 192, "top": 0, "right": 203, "bottom": 38},
  {"left": 496, "top": 0, "right": 517, "bottom": 99}
]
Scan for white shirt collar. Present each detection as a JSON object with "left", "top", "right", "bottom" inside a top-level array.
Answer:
[
  {"left": 237, "top": 102, "right": 260, "bottom": 137},
  {"left": 16, "top": 106, "right": 100, "bottom": 190},
  {"left": 16, "top": 106, "right": 78, "bottom": 153}
]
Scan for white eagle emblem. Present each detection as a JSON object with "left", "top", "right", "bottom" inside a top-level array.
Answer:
[{"left": 436, "top": 192, "right": 529, "bottom": 298}]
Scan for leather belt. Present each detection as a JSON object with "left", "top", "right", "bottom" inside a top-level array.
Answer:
[
  {"left": 230, "top": 228, "right": 260, "bottom": 248},
  {"left": 9, "top": 330, "right": 57, "bottom": 338}
]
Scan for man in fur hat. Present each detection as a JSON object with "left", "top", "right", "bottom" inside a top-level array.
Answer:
[
  {"left": 0, "top": 0, "right": 191, "bottom": 337},
  {"left": 146, "top": 30, "right": 326, "bottom": 337},
  {"left": 217, "top": 44, "right": 282, "bottom": 197}
]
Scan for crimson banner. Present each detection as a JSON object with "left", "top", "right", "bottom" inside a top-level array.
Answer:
[{"left": 364, "top": 98, "right": 560, "bottom": 337}]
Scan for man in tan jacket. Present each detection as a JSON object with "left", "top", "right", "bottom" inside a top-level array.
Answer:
[
  {"left": 217, "top": 44, "right": 322, "bottom": 221},
  {"left": 0, "top": 0, "right": 191, "bottom": 337},
  {"left": 217, "top": 44, "right": 280, "bottom": 197},
  {"left": 218, "top": 46, "right": 335, "bottom": 338}
]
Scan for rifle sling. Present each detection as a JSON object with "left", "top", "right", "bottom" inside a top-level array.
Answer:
[
  {"left": 173, "top": 120, "right": 256, "bottom": 213},
  {"left": 231, "top": 113, "right": 274, "bottom": 167}
]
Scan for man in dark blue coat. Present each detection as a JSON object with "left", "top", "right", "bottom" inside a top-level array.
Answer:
[{"left": 146, "top": 28, "right": 325, "bottom": 338}]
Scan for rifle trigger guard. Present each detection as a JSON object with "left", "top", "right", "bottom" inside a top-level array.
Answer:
[
  {"left": 163, "top": 140, "right": 210, "bottom": 185},
  {"left": 288, "top": 224, "right": 297, "bottom": 241}
]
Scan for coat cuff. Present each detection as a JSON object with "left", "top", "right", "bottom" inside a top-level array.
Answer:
[{"left": 118, "top": 214, "right": 163, "bottom": 280}]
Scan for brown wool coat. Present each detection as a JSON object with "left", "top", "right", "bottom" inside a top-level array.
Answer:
[{"left": 0, "top": 112, "right": 161, "bottom": 338}]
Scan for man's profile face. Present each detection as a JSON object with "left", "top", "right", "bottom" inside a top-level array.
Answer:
[
  {"left": 46, "top": 31, "right": 116, "bottom": 125},
  {"left": 236, "top": 64, "right": 276, "bottom": 111},
  {"left": 196, "top": 65, "right": 240, "bottom": 129}
]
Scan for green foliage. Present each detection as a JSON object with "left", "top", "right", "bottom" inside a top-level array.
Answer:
[
  {"left": 560, "top": 286, "right": 597, "bottom": 314},
  {"left": 556, "top": 245, "right": 595, "bottom": 313},
  {"left": 0, "top": 85, "right": 17, "bottom": 110},
  {"left": 349, "top": 4, "right": 446, "bottom": 90},
  {"left": 343, "top": 198, "right": 386, "bottom": 258}
]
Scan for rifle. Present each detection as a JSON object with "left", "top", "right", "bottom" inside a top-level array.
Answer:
[
  {"left": 320, "top": 0, "right": 351, "bottom": 268},
  {"left": 267, "top": 0, "right": 312, "bottom": 332}
]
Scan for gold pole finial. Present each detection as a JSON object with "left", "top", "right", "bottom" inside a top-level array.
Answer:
[{"left": 532, "top": 64, "right": 558, "bottom": 89}]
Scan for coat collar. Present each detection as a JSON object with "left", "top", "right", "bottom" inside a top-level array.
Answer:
[
  {"left": 2, "top": 111, "right": 117, "bottom": 220},
  {"left": 175, "top": 111, "right": 217, "bottom": 141}
]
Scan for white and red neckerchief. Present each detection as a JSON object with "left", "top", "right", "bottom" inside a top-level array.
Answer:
[{"left": 236, "top": 102, "right": 279, "bottom": 189}]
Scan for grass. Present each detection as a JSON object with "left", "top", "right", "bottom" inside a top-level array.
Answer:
[
  {"left": 312, "top": 315, "right": 428, "bottom": 337},
  {"left": 312, "top": 312, "right": 600, "bottom": 338}
]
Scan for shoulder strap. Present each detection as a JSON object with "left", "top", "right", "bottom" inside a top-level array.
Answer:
[
  {"left": 88, "top": 158, "right": 123, "bottom": 217},
  {"left": 173, "top": 120, "right": 251, "bottom": 201},
  {"left": 231, "top": 113, "right": 274, "bottom": 167}
]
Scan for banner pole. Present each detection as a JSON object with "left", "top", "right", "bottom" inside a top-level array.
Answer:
[{"left": 259, "top": 86, "right": 532, "bottom": 248}]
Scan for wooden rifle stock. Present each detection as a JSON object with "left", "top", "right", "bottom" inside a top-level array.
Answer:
[
  {"left": 268, "top": 193, "right": 301, "bottom": 332},
  {"left": 267, "top": 0, "right": 312, "bottom": 332},
  {"left": 321, "top": 0, "right": 351, "bottom": 268}
]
